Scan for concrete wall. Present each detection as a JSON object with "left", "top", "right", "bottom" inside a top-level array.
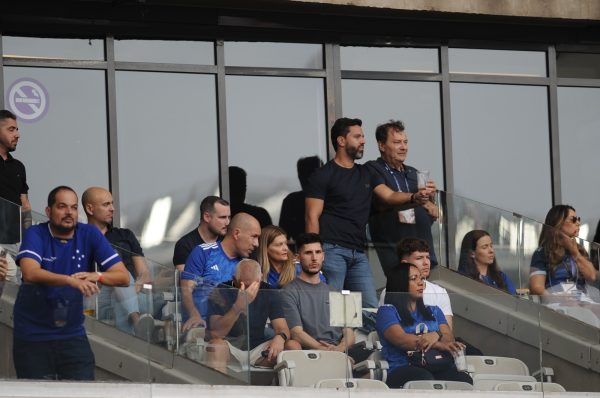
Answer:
[{"left": 289, "top": 0, "right": 600, "bottom": 20}]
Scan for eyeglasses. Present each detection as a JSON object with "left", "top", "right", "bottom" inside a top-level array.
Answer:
[{"left": 567, "top": 216, "right": 581, "bottom": 224}]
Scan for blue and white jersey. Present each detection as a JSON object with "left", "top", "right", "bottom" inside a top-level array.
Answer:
[
  {"left": 181, "top": 241, "right": 242, "bottom": 319},
  {"left": 14, "top": 222, "right": 122, "bottom": 341}
]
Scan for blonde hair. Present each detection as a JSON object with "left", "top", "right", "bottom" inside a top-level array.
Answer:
[{"left": 258, "top": 225, "right": 296, "bottom": 287}]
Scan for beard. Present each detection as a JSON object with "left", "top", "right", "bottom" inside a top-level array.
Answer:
[
  {"left": 301, "top": 265, "right": 321, "bottom": 276},
  {"left": 346, "top": 145, "right": 364, "bottom": 160},
  {"left": 51, "top": 220, "right": 76, "bottom": 235}
]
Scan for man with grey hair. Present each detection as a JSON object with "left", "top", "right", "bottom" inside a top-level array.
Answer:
[{"left": 205, "top": 259, "right": 300, "bottom": 372}]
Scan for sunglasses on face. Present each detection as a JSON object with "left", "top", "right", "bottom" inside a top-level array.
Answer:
[{"left": 567, "top": 216, "right": 581, "bottom": 224}]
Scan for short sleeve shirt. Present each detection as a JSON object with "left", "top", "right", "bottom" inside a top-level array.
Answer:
[
  {"left": 0, "top": 154, "right": 28, "bottom": 243},
  {"left": 181, "top": 242, "right": 241, "bottom": 319},
  {"left": 376, "top": 304, "right": 447, "bottom": 370},
  {"left": 529, "top": 248, "right": 585, "bottom": 290},
  {"left": 305, "top": 160, "right": 383, "bottom": 249},
  {"left": 206, "top": 281, "right": 284, "bottom": 350},
  {"left": 105, "top": 226, "right": 144, "bottom": 277},
  {"left": 172, "top": 227, "right": 206, "bottom": 268},
  {"left": 281, "top": 278, "right": 343, "bottom": 345},
  {"left": 14, "top": 222, "right": 122, "bottom": 341}
]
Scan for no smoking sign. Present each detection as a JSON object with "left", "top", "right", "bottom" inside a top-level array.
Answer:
[{"left": 6, "top": 78, "right": 49, "bottom": 122}]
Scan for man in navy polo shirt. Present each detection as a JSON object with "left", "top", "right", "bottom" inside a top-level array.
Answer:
[
  {"left": 180, "top": 212, "right": 261, "bottom": 332},
  {"left": 14, "top": 186, "right": 129, "bottom": 380}
]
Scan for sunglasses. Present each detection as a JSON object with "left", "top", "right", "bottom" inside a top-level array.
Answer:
[{"left": 567, "top": 216, "right": 581, "bottom": 224}]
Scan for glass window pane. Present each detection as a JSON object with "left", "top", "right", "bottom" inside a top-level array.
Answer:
[
  {"left": 224, "top": 42, "right": 323, "bottom": 69},
  {"left": 114, "top": 40, "right": 214, "bottom": 64},
  {"left": 557, "top": 52, "right": 600, "bottom": 79},
  {"left": 226, "top": 75, "right": 327, "bottom": 225},
  {"left": 341, "top": 47, "right": 439, "bottom": 73},
  {"left": 341, "top": 79, "right": 444, "bottom": 185},
  {"left": 450, "top": 83, "right": 551, "bottom": 221},
  {"left": 115, "top": 71, "right": 218, "bottom": 262},
  {"left": 3, "top": 67, "right": 109, "bottom": 215},
  {"left": 449, "top": 48, "right": 546, "bottom": 77},
  {"left": 2, "top": 36, "right": 104, "bottom": 60},
  {"left": 558, "top": 87, "right": 600, "bottom": 242}
]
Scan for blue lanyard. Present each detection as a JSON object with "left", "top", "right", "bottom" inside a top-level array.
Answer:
[{"left": 382, "top": 161, "right": 410, "bottom": 193}]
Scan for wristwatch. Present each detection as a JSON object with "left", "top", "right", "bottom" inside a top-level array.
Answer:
[
  {"left": 435, "top": 330, "right": 443, "bottom": 341},
  {"left": 278, "top": 332, "right": 288, "bottom": 341}
]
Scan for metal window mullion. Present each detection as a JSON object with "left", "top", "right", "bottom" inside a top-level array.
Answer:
[
  {"left": 215, "top": 40, "right": 230, "bottom": 201},
  {"left": 0, "top": 33, "right": 4, "bottom": 109},
  {"left": 324, "top": 43, "right": 341, "bottom": 160},
  {"left": 547, "top": 45, "right": 561, "bottom": 205},
  {"left": 440, "top": 45, "right": 453, "bottom": 270},
  {"left": 105, "top": 36, "right": 121, "bottom": 226}
]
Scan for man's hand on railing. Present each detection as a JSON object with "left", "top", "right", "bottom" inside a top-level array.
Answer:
[{"left": 182, "top": 314, "right": 206, "bottom": 332}]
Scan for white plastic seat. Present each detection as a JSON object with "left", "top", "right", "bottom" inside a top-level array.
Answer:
[
  {"left": 466, "top": 355, "right": 530, "bottom": 376},
  {"left": 403, "top": 380, "right": 474, "bottom": 390},
  {"left": 315, "top": 378, "right": 389, "bottom": 390},
  {"left": 274, "top": 350, "right": 352, "bottom": 387},
  {"left": 473, "top": 374, "right": 537, "bottom": 390},
  {"left": 493, "top": 381, "right": 566, "bottom": 392}
]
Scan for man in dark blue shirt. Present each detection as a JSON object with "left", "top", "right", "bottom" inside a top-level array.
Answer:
[
  {"left": 367, "top": 120, "right": 439, "bottom": 277},
  {"left": 14, "top": 186, "right": 129, "bottom": 380}
]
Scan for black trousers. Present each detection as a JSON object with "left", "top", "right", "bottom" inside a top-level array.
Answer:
[{"left": 386, "top": 364, "right": 473, "bottom": 389}]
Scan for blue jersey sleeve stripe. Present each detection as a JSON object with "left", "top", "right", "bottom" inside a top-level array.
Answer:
[
  {"left": 100, "top": 252, "right": 119, "bottom": 266},
  {"left": 18, "top": 250, "right": 42, "bottom": 262}
]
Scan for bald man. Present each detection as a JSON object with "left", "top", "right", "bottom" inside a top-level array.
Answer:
[
  {"left": 181, "top": 213, "right": 261, "bottom": 331},
  {"left": 82, "top": 187, "right": 153, "bottom": 337}
]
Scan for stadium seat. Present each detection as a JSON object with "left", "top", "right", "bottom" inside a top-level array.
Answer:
[
  {"left": 315, "top": 378, "right": 389, "bottom": 390},
  {"left": 466, "top": 355, "right": 530, "bottom": 376},
  {"left": 473, "top": 374, "right": 537, "bottom": 390},
  {"left": 274, "top": 350, "right": 352, "bottom": 387},
  {"left": 493, "top": 381, "right": 566, "bottom": 392},
  {"left": 403, "top": 380, "right": 474, "bottom": 390}
]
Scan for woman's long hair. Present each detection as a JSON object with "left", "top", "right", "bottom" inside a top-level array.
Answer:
[
  {"left": 539, "top": 205, "right": 586, "bottom": 273},
  {"left": 257, "top": 225, "right": 296, "bottom": 287},
  {"left": 384, "top": 263, "right": 433, "bottom": 327},
  {"left": 458, "top": 230, "right": 507, "bottom": 291}
]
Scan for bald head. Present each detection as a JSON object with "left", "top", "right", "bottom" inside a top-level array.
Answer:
[
  {"left": 235, "top": 259, "right": 262, "bottom": 285},
  {"left": 225, "top": 213, "right": 261, "bottom": 258},
  {"left": 82, "top": 186, "right": 114, "bottom": 227},
  {"left": 227, "top": 212, "right": 260, "bottom": 236}
]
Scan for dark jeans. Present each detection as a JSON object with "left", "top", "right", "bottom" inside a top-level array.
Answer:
[
  {"left": 386, "top": 364, "right": 473, "bottom": 389},
  {"left": 13, "top": 335, "right": 95, "bottom": 380}
]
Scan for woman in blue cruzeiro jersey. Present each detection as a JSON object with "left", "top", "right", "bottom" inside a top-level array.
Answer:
[{"left": 529, "top": 205, "right": 598, "bottom": 301}]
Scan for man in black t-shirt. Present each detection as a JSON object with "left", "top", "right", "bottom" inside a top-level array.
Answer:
[
  {"left": 172, "top": 196, "right": 231, "bottom": 272},
  {"left": 0, "top": 110, "right": 32, "bottom": 244},
  {"left": 83, "top": 187, "right": 153, "bottom": 337},
  {"left": 205, "top": 259, "right": 298, "bottom": 372},
  {"left": 305, "top": 117, "right": 429, "bottom": 308}
]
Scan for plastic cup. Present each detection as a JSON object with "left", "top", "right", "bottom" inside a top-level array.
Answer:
[{"left": 453, "top": 347, "right": 467, "bottom": 371}]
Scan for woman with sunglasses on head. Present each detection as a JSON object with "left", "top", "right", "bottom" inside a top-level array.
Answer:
[
  {"left": 458, "top": 230, "right": 517, "bottom": 295},
  {"left": 376, "top": 263, "right": 472, "bottom": 388},
  {"left": 529, "top": 205, "right": 598, "bottom": 298}
]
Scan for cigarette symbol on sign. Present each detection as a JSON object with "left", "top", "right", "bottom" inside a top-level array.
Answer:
[{"left": 7, "top": 78, "right": 49, "bottom": 122}]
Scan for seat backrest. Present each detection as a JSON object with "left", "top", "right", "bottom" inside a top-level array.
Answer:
[
  {"left": 493, "top": 382, "right": 566, "bottom": 392},
  {"left": 466, "top": 356, "right": 530, "bottom": 376},
  {"left": 473, "top": 374, "right": 537, "bottom": 391},
  {"left": 277, "top": 350, "right": 351, "bottom": 387},
  {"left": 315, "top": 378, "right": 389, "bottom": 390},
  {"left": 403, "top": 380, "right": 473, "bottom": 390}
]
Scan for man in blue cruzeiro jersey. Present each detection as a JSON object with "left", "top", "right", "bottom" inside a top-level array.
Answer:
[
  {"left": 181, "top": 212, "right": 261, "bottom": 332},
  {"left": 13, "top": 186, "right": 129, "bottom": 380}
]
